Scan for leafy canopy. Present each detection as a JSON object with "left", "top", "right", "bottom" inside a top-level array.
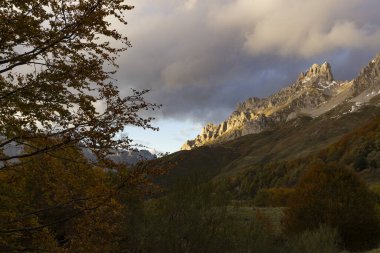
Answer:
[{"left": 0, "top": 0, "right": 158, "bottom": 167}]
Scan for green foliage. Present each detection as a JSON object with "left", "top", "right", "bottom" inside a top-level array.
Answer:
[
  {"left": 233, "top": 117, "right": 380, "bottom": 198},
  {"left": 136, "top": 178, "right": 235, "bottom": 253},
  {"left": 122, "top": 176, "right": 285, "bottom": 253},
  {"left": 322, "top": 118, "right": 380, "bottom": 170},
  {"left": 233, "top": 159, "right": 306, "bottom": 198},
  {"left": 119, "top": 179, "right": 350, "bottom": 253},
  {"left": 283, "top": 162, "right": 380, "bottom": 251}
]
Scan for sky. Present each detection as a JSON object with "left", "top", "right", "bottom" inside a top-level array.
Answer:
[{"left": 115, "top": 0, "right": 380, "bottom": 153}]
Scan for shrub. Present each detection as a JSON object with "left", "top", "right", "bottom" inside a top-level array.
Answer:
[
  {"left": 288, "top": 225, "right": 339, "bottom": 253},
  {"left": 283, "top": 162, "right": 380, "bottom": 251}
]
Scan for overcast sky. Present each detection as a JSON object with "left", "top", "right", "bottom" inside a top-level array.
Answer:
[{"left": 117, "top": 0, "right": 380, "bottom": 153}]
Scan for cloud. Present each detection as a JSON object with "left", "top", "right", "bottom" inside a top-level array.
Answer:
[
  {"left": 184, "top": 0, "right": 198, "bottom": 11},
  {"left": 211, "top": 0, "right": 380, "bottom": 57},
  {"left": 113, "top": 0, "right": 380, "bottom": 124}
]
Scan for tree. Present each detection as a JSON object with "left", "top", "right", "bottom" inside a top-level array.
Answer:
[
  {"left": 0, "top": 139, "right": 159, "bottom": 252},
  {"left": 0, "top": 0, "right": 158, "bottom": 168},
  {"left": 0, "top": 1, "right": 163, "bottom": 250},
  {"left": 126, "top": 176, "right": 283, "bottom": 253},
  {"left": 283, "top": 162, "right": 380, "bottom": 251}
]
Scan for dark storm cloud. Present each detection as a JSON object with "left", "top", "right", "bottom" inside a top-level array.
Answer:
[{"left": 113, "top": 0, "right": 380, "bottom": 124}]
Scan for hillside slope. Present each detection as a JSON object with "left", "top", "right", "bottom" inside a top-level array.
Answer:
[{"left": 144, "top": 95, "right": 380, "bottom": 187}]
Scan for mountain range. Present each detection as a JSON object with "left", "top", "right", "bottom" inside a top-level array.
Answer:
[
  {"left": 82, "top": 148, "right": 157, "bottom": 165},
  {"left": 181, "top": 53, "right": 380, "bottom": 150},
  {"left": 142, "top": 52, "right": 380, "bottom": 190},
  {"left": 1, "top": 141, "right": 156, "bottom": 167}
]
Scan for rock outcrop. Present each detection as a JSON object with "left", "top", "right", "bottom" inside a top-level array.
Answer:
[
  {"left": 352, "top": 53, "right": 380, "bottom": 96},
  {"left": 181, "top": 55, "right": 380, "bottom": 150}
]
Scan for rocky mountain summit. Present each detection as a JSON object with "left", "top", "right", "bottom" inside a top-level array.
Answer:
[
  {"left": 107, "top": 149, "right": 157, "bottom": 165},
  {"left": 181, "top": 53, "right": 380, "bottom": 150},
  {"left": 82, "top": 148, "right": 157, "bottom": 165}
]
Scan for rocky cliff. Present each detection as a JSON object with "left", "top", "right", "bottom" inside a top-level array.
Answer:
[
  {"left": 352, "top": 52, "right": 380, "bottom": 97},
  {"left": 181, "top": 53, "right": 380, "bottom": 150}
]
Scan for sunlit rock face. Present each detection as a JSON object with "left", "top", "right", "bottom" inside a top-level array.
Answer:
[
  {"left": 352, "top": 53, "right": 380, "bottom": 96},
  {"left": 182, "top": 54, "right": 380, "bottom": 150}
]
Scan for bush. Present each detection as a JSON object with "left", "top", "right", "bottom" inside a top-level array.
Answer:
[
  {"left": 283, "top": 162, "right": 380, "bottom": 251},
  {"left": 288, "top": 225, "right": 339, "bottom": 253}
]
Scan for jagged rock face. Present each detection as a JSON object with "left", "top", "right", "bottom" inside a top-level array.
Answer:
[
  {"left": 305, "top": 62, "right": 334, "bottom": 82},
  {"left": 181, "top": 54, "right": 380, "bottom": 150},
  {"left": 352, "top": 53, "right": 380, "bottom": 96}
]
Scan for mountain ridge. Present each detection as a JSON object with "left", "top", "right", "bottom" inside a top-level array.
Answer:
[{"left": 181, "top": 52, "right": 380, "bottom": 150}]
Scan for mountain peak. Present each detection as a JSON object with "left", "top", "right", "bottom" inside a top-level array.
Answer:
[
  {"left": 352, "top": 52, "right": 380, "bottom": 95},
  {"left": 304, "top": 61, "right": 334, "bottom": 82},
  {"left": 181, "top": 52, "right": 380, "bottom": 151}
]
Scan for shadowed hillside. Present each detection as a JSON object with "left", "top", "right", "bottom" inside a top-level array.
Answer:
[{"left": 143, "top": 96, "right": 380, "bottom": 188}]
